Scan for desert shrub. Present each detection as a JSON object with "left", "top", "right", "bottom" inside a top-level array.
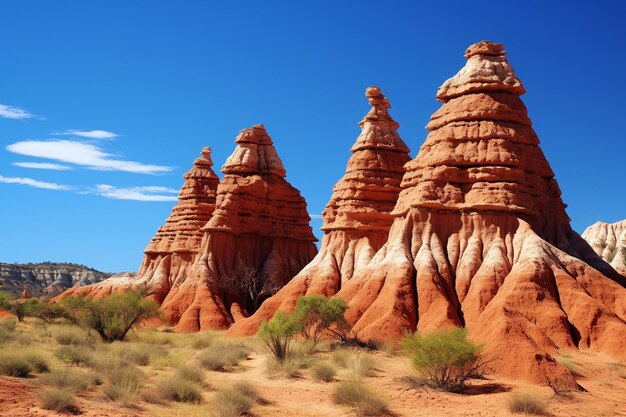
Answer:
[
  {"left": 292, "top": 295, "right": 350, "bottom": 346},
  {"left": 40, "top": 368, "right": 91, "bottom": 392},
  {"left": 348, "top": 353, "right": 376, "bottom": 379},
  {"left": 115, "top": 344, "right": 151, "bottom": 366},
  {"left": 176, "top": 365, "right": 205, "bottom": 385},
  {"left": 62, "top": 290, "right": 160, "bottom": 342},
  {"left": 190, "top": 332, "right": 218, "bottom": 350},
  {"left": 0, "top": 352, "right": 33, "bottom": 377},
  {"left": 35, "top": 303, "right": 71, "bottom": 324},
  {"left": 55, "top": 345, "right": 94, "bottom": 366},
  {"left": 507, "top": 392, "right": 548, "bottom": 415},
  {"left": 310, "top": 361, "right": 336, "bottom": 382},
  {"left": 198, "top": 342, "right": 251, "bottom": 371},
  {"left": 157, "top": 377, "right": 203, "bottom": 403},
  {"left": 39, "top": 387, "right": 74, "bottom": 411},
  {"left": 403, "top": 327, "right": 485, "bottom": 391},
  {"left": 0, "top": 317, "right": 17, "bottom": 344},
  {"left": 557, "top": 355, "right": 583, "bottom": 378},
  {"left": 51, "top": 325, "right": 91, "bottom": 345},
  {"left": 11, "top": 299, "right": 46, "bottom": 322},
  {"left": 18, "top": 348, "right": 50, "bottom": 373},
  {"left": 332, "top": 380, "right": 388, "bottom": 416},
  {"left": 331, "top": 349, "right": 351, "bottom": 368},
  {"left": 259, "top": 311, "right": 300, "bottom": 363},
  {"left": 103, "top": 365, "right": 145, "bottom": 403},
  {"left": 134, "top": 329, "right": 175, "bottom": 346},
  {"left": 214, "top": 382, "right": 261, "bottom": 417}
]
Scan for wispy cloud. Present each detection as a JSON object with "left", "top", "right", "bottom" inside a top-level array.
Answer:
[
  {"left": 59, "top": 130, "right": 118, "bottom": 140},
  {"left": 309, "top": 213, "right": 323, "bottom": 220},
  {"left": 13, "top": 162, "right": 73, "bottom": 170},
  {"left": 94, "top": 184, "right": 179, "bottom": 202},
  {"left": 6, "top": 140, "right": 173, "bottom": 174},
  {"left": 0, "top": 104, "right": 34, "bottom": 119},
  {"left": 0, "top": 175, "right": 74, "bottom": 190}
]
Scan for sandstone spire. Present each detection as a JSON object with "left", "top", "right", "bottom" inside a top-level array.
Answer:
[
  {"left": 227, "top": 87, "right": 411, "bottom": 337},
  {"left": 337, "top": 41, "right": 626, "bottom": 389},
  {"left": 160, "top": 124, "right": 318, "bottom": 332}
]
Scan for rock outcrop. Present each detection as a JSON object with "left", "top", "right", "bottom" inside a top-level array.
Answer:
[
  {"left": 334, "top": 41, "right": 626, "bottom": 389},
  {"left": 582, "top": 219, "right": 626, "bottom": 275},
  {"left": 228, "top": 87, "right": 411, "bottom": 336},
  {"left": 0, "top": 262, "right": 112, "bottom": 297},
  {"left": 158, "top": 124, "right": 318, "bottom": 331}
]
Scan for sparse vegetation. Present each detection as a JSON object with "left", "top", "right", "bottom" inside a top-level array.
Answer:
[
  {"left": 51, "top": 325, "right": 91, "bottom": 345},
  {"left": 157, "top": 377, "right": 203, "bottom": 403},
  {"left": 348, "top": 353, "right": 376, "bottom": 379},
  {"left": 55, "top": 345, "right": 94, "bottom": 365},
  {"left": 332, "top": 380, "right": 389, "bottom": 416},
  {"left": 176, "top": 365, "right": 205, "bottom": 384},
  {"left": 0, "top": 317, "right": 17, "bottom": 343},
  {"left": 507, "top": 391, "right": 548, "bottom": 415},
  {"left": 102, "top": 365, "right": 145, "bottom": 404},
  {"left": 403, "top": 327, "right": 485, "bottom": 391},
  {"left": 214, "top": 382, "right": 261, "bottom": 417},
  {"left": 557, "top": 354, "right": 583, "bottom": 378},
  {"left": 198, "top": 341, "right": 251, "bottom": 371},
  {"left": 39, "top": 387, "right": 75, "bottom": 411},
  {"left": 331, "top": 349, "right": 351, "bottom": 368},
  {"left": 61, "top": 290, "right": 160, "bottom": 342},
  {"left": 311, "top": 361, "right": 337, "bottom": 382},
  {"left": 40, "top": 368, "right": 91, "bottom": 392},
  {"left": 0, "top": 352, "right": 34, "bottom": 377}
]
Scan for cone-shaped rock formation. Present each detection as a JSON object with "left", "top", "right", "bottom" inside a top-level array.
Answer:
[
  {"left": 336, "top": 41, "right": 626, "bottom": 389},
  {"left": 56, "top": 148, "right": 220, "bottom": 301},
  {"left": 228, "top": 87, "right": 411, "bottom": 336},
  {"left": 583, "top": 219, "right": 626, "bottom": 276},
  {"left": 160, "top": 124, "right": 318, "bottom": 332}
]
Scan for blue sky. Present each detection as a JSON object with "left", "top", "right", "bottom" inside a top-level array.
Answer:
[{"left": 1, "top": 1, "right": 625, "bottom": 272}]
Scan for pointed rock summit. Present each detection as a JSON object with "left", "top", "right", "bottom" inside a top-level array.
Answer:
[
  {"left": 583, "top": 219, "right": 626, "bottom": 276},
  {"left": 160, "top": 124, "right": 318, "bottom": 332},
  {"left": 335, "top": 41, "right": 626, "bottom": 389},
  {"left": 228, "top": 87, "right": 411, "bottom": 337}
]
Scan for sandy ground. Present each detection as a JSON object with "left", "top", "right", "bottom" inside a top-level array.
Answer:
[{"left": 1, "top": 346, "right": 625, "bottom": 417}]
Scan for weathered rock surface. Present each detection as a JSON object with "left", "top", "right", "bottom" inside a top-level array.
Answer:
[
  {"left": 161, "top": 124, "right": 318, "bottom": 332},
  {"left": 334, "top": 41, "right": 626, "bottom": 389},
  {"left": 0, "top": 262, "right": 112, "bottom": 297},
  {"left": 582, "top": 220, "right": 626, "bottom": 276},
  {"left": 228, "top": 87, "right": 411, "bottom": 336}
]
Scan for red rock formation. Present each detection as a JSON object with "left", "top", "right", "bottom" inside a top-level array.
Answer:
[
  {"left": 159, "top": 124, "right": 318, "bottom": 332},
  {"left": 336, "top": 41, "right": 626, "bottom": 389},
  {"left": 56, "top": 147, "right": 219, "bottom": 300},
  {"left": 582, "top": 220, "right": 626, "bottom": 276},
  {"left": 0, "top": 308, "right": 13, "bottom": 320},
  {"left": 227, "top": 87, "right": 411, "bottom": 336}
]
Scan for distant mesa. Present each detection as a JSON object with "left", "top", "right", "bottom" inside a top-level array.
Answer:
[{"left": 227, "top": 86, "right": 411, "bottom": 337}]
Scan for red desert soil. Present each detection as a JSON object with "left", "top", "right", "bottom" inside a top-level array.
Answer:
[{"left": 2, "top": 349, "right": 624, "bottom": 417}]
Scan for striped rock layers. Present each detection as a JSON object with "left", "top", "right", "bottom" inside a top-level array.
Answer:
[
  {"left": 582, "top": 219, "right": 626, "bottom": 276},
  {"left": 336, "top": 41, "right": 626, "bottom": 389},
  {"left": 228, "top": 87, "right": 411, "bottom": 336},
  {"left": 161, "top": 124, "right": 318, "bottom": 332}
]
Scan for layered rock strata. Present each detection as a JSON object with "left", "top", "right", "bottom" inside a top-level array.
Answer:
[
  {"left": 160, "top": 124, "right": 318, "bottom": 332},
  {"left": 228, "top": 87, "right": 411, "bottom": 336},
  {"left": 336, "top": 41, "right": 626, "bottom": 389},
  {"left": 582, "top": 219, "right": 626, "bottom": 276}
]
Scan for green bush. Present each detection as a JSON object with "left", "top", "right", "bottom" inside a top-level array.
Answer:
[
  {"left": 292, "top": 295, "right": 350, "bottom": 345},
  {"left": 507, "top": 392, "right": 548, "bottom": 415},
  {"left": 332, "top": 380, "right": 388, "bottom": 416},
  {"left": 403, "top": 327, "right": 485, "bottom": 391},
  {"left": 39, "top": 387, "right": 74, "bottom": 411},
  {"left": 259, "top": 311, "right": 300, "bottom": 363},
  {"left": 61, "top": 290, "right": 160, "bottom": 342},
  {"left": 310, "top": 361, "right": 337, "bottom": 382},
  {"left": 157, "top": 377, "right": 203, "bottom": 403}
]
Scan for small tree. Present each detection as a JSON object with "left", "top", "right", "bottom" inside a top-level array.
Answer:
[
  {"left": 403, "top": 327, "right": 486, "bottom": 392},
  {"left": 259, "top": 311, "right": 300, "bottom": 363},
  {"left": 218, "top": 264, "right": 280, "bottom": 315},
  {"left": 62, "top": 290, "right": 159, "bottom": 342},
  {"left": 292, "top": 295, "right": 350, "bottom": 346}
]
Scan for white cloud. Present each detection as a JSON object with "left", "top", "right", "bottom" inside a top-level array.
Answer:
[
  {"left": 13, "top": 162, "right": 73, "bottom": 170},
  {"left": 61, "top": 130, "right": 118, "bottom": 140},
  {"left": 0, "top": 175, "right": 74, "bottom": 191},
  {"left": 6, "top": 140, "right": 173, "bottom": 174},
  {"left": 94, "top": 184, "right": 179, "bottom": 202},
  {"left": 309, "top": 213, "right": 323, "bottom": 220},
  {"left": 0, "top": 104, "right": 34, "bottom": 119}
]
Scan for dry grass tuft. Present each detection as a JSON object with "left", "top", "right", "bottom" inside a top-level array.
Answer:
[
  {"left": 310, "top": 361, "right": 337, "bottom": 382},
  {"left": 348, "top": 353, "right": 376, "bottom": 379},
  {"left": 40, "top": 368, "right": 91, "bottom": 392},
  {"left": 507, "top": 391, "right": 548, "bottom": 415},
  {"left": 39, "top": 387, "right": 75, "bottom": 411},
  {"left": 198, "top": 342, "right": 251, "bottom": 371},
  {"left": 157, "top": 377, "right": 203, "bottom": 403},
  {"left": 176, "top": 365, "right": 205, "bottom": 385},
  {"left": 332, "top": 380, "right": 389, "bottom": 416}
]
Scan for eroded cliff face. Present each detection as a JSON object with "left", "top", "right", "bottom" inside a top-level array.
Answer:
[
  {"left": 583, "top": 219, "right": 626, "bottom": 276},
  {"left": 159, "top": 124, "right": 318, "bottom": 332},
  {"left": 333, "top": 41, "right": 626, "bottom": 390},
  {"left": 0, "top": 263, "right": 112, "bottom": 297},
  {"left": 228, "top": 87, "right": 411, "bottom": 337}
]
